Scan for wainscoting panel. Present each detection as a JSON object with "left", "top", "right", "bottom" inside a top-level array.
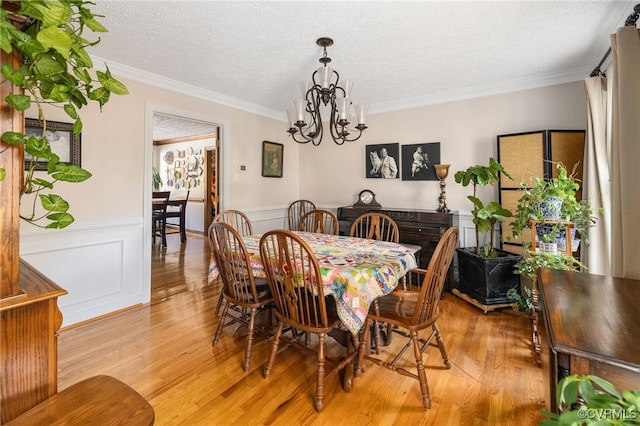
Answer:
[{"left": 20, "top": 220, "right": 145, "bottom": 328}]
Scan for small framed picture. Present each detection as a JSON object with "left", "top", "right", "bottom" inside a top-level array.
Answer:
[
  {"left": 24, "top": 118, "right": 80, "bottom": 170},
  {"left": 262, "top": 141, "right": 283, "bottom": 178},
  {"left": 366, "top": 143, "right": 399, "bottom": 179},
  {"left": 401, "top": 142, "right": 440, "bottom": 181}
]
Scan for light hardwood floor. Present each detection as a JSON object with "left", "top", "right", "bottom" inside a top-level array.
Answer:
[{"left": 57, "top": 232, "right": 546, "bottom": 425}]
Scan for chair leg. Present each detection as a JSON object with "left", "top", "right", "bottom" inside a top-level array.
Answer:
[
  {"left": 242, "top": 308, "right": 257, "bottom": 372},
  {"left": 410, "top": 330, "right": 431, "bottom": 410},
  {"left": 212, "top": 301, "right": 230, "bottom": 346},
  {"left": 315, "top": 333, "right": 326, "bottom": 412},
  {"left": 263, "top": 322, "right": 284, "bottom": 379},
  {"left": 433, "top": 323, "right": 451, "bottom": 369},
  {"left": 215, "top": 289, "right": 226, "bottom": 316},
  {"left": 161, "top": 218, "right": 167, "bottom": 247},
  {"left": 355, "top": 319, "right": 372, "bottom": 377}
]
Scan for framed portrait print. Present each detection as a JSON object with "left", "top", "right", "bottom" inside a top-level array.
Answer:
[
  {"left": 401, "top": 142, "right": 440, "bottom": 181},
  {"left": 365, "top": 143, "right": 399, "bottom": 179},
  {"left": 262, "top": 141, "right": 283, "bottom": 178},
  {"left": 24, "top": 118, "right": 81, "bottom": 170}
]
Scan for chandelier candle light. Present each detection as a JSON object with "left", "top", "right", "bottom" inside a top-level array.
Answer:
[
  {"left": 435, "top": 164, "right": 451, "bottom": 213},
  {"left": 285, "top": 37, "right": 368, "bottom": 145}
]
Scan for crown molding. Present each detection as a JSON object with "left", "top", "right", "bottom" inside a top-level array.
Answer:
[
  {"left": 368, "top": 66, "right": 592, "bottom": 115},
  {"left": 90, "top": 55, "right": 283, "bottom": 121},
  {"left": 92, "top": 55, "right": 590, "bottom": 121}
]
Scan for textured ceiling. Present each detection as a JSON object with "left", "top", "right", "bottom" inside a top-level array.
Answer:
[{"left": 90, "top": 1, "right": 635, "bottom": 139}]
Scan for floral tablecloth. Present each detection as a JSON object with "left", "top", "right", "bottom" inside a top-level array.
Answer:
[{"left": 208, "top": 231, "right": 417, "bottom": 334}]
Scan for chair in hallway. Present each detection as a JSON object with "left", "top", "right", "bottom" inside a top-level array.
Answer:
[
  {"left": 213, "top": 209, "right": 253, "bottom": 237},
  {"left": 152, "top": 191, "right": 170, "bottom": 247},
  {"left": 298, "top": 209, "right": 339, "bottom": 235},
  {"left": 286, "top": 199, "right": 316, "bottom": 230},
  {"left": 355, "top": 227, "right": 459, "bottom": 410},
  {"left": 208, "top": 222, "right": 273, "bottom": 371},
  {"left": 165, "top": 189, "right": 190, "bottom": 243}
]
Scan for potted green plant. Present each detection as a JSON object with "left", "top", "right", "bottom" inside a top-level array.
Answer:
[
  {"left": 1, "top": 0, "right": 128, "bottom": 228},
  {"left": 510, "top": 162, "right": 597, "bottom": 253},
  {"left": 541, "top": 374, "right": 640, "bottom": 425},
  {"left": 453, "top": 158, "right": 523, "bottom": 309}
]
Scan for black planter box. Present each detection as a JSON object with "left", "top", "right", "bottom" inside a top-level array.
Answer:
[{"left": 456, "top": 247, "right": 522, "bottom": 305}]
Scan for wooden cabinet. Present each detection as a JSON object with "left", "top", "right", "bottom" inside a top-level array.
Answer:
[
  {"left": 537, "top": 268, "right": 640, "bottom": 413},
  {"left": 0, "top": 260, "right": 67, "bottom": 423},
  {"left": 336, "top": 207, "right": 454, "bottom": 291}
]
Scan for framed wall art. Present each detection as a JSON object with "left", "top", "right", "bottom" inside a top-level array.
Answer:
[
  {"left": 365, "top": 143, "right": 399, "bottom": 179},
  {"left": 262, "top": 141, "right": 283, "bottom": 178},
  {"left": 401, "top": 142, "right": 440, "bottom": 181},
  {"left": 24, "top": 118, "right": 81, "bottom": 170}
]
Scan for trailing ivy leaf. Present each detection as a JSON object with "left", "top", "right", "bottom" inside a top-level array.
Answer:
[
  {"left": 84, "top": 17, "right": 108, "bottom": 33},
  {"left": 64, "top": 104, "right": 78, "bottom": 120},
  {"left": 25, "top": 136, "right": 52, "bottom": 159},
  {"left": 37, "top": 26, "right": 72, "bottom": 60},
  {"left": 0, "top": 26, "right": 11, "bottom": 54},
  {"left": 72, "top": 66, "right": 92, "bottom": 84},
  {"left": 40, "top": 194, "right": 70, "bottom": 212},
  {"left": 71, "top": 45, "right": 93, "bottom": 68},
  {"left": 30, "top": 178, "right": 54, "bottom": 190},
  {"left": 33, "top": 55, "right": 65, "bottom": 76},
  {"left": 49, "top": 84, "right": 71, "bottom": 101},
  {"left": 1, "top": 132, "right": 27, "bottom": 145},
  {"left": 45, "top": 212, "right": 75, "bottom": 229},
  {"left": 5, "top": 94, "right": 31, "bottom": 110},
  {"left": 0, "top": 168, "right": 5, "bottom": 181},
  {"left": 89, "top": 86, "right": 110, "bottom": 108},
  {"left": 72, "top": 118, "right": 83, "bottom": 134},
  {"left": 1, "top": 64, "right": 25, "bottom": 86},
  {"left": 97, "top": 67, "right": 129, "bottom": 95},
  {"left": 47, "top": 154, "right": 60, "bottom": 174},
  {"left": 20, "top": 1, "right": 48, "bottom": 22},
  {"left": 51, "top": 164, "right": 92, "bottom": 183}
]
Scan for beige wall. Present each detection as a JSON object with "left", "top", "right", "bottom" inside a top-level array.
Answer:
[
  {"left": 18, "top": 74, "right": 588, "bottom": 326},
  {"left": 22, "top": 78, "right": 587, "bottom": 224},
  {"left": 300, "top": 81, "right": 587, "bottom": 211}
]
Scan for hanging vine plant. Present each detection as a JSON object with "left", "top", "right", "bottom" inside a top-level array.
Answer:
[{"left": 1, "top": 0, "right": 128, "bottom": 228}]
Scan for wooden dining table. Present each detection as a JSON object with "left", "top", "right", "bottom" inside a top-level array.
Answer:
[{"left": 208, "top": 231, "right": 418, "bottom": 336}]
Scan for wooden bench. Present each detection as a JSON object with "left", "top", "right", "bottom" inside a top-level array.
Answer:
[{"left": 6, "top": 375, "right": 154, "bottom": 425}]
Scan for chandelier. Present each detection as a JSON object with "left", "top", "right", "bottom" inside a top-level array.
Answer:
[{"left": 285, "top": 37, "right": 368, "bottom": 145}]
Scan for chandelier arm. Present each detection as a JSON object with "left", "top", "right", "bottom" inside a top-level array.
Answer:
[{"left": 287, "top": 37, "right": 367, "bottom": 145}]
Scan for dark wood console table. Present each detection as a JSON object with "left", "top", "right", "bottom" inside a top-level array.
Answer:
[
  {"left": 336, "top": 206, "right": 454, "bottom": 291},
  {"left": 537, "top": 268, "right": 640, "bottom": 413}
]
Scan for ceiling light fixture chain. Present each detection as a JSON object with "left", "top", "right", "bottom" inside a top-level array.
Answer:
[{"left": 285, "top": 37, "right": 368, "bottom": 146}]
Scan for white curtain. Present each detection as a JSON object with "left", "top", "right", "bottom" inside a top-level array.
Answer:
[
  {"left": 585, "top": 25, "right": 640, "bottom": 279},
  {"left": 610, "top": 26, "right": 640, "bottom": 280},
  {"left": 582, "top": 77, "right": 611, "bottom": 275}
]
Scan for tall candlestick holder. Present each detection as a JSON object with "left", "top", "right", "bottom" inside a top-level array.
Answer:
[{"left": 434, "top": 164, "right": 451, "bottom": 213}]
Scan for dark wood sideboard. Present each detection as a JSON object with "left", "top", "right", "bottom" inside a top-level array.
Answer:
[
  {"left": 537, "top": 268, "right": 640, "bottom": 413},
  {"left": 336, "top": 206, "right": 454, "bottom": 291}
]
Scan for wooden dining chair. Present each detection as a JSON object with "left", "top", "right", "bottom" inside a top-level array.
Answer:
[
  {"left": 152, "top": 191, "right": 170, "bottom": 247},
  {"left": 213, "top": 209, "right": 253, "bottom": 237},
  {"left": 286, "top": 199, "right": 316, "bottom": 230},
  {"left": 259, "top": 230, "right": 363, "bottom": 412},
  {"left": 349, "top": 212, "right": 399, "bottom": 243},
  {"left": 349, "top": 211, "right": 400, "bottom": 350},
  {"left": 165, "top": 189, "right": 189, "bottom": 243},
  {"left": 355, "top": 227, "right": 459, "bottom": 410},
  {"left": 208, "top": 222, "right": 274, "bottom": 372},
  {"left": 298, "top": 209, "right": 340, "bottom": 235}
]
